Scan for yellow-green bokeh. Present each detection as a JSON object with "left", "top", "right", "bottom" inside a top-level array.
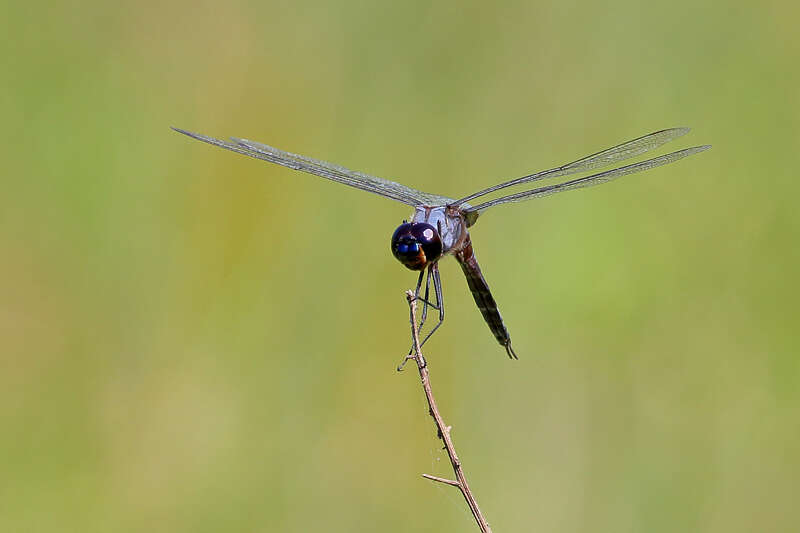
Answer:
[{"left": 2, "top": 1, "right": 798, "bottom": 531}]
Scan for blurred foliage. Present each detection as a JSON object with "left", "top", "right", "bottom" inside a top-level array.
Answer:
[{"left": 1, "top": 0, "right": 798, "bottom": 531}]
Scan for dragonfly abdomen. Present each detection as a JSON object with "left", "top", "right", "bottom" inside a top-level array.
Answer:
[{"left": 455, "top": 238, "right": 518, "bottom": 359}]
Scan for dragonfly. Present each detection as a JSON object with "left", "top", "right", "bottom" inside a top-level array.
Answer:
[{"left": 173, "top": 126, "right": 709, "bottom": 359}]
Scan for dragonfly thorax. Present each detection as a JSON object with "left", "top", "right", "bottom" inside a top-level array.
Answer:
[
  {"left": 411, "top": 205, "right": 469, "bottom": 254},
  {"left": 390, "top": 222, "right": 443, "bottom": 271}
]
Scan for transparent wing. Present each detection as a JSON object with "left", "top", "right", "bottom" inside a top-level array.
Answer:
[
  {"left": 464, "top": 145, "right": 711, "bottom": 214},
  {"left": 451, "top": 127, "right": 691, "bottom": 207},
  {"left": 172, "top": 128, "right": 453, "bottom": 207}
]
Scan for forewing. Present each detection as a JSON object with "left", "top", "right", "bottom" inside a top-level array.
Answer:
[
  {"left": 464, "top": 145, "right": 711, "bottom": 214},
  {"left": 173, "top": 128, "right": 453, "bottom": 207},
  {"left": 452, "top": 127, "right": 691, "bottom": 206}
]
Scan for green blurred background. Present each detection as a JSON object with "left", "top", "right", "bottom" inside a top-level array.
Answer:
[{"left": 2, "top": 1, "right": 798, "bottom": 531}]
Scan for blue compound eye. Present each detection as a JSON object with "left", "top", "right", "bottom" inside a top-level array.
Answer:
[{"left": 398, "top": 242, "right": 419, "bottom": 253}]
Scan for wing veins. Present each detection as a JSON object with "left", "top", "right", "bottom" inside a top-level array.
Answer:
[
  {"left": 172, "top": 128, "right": 446, "bottom": 207},
  {"left": 451, "top": 127, "right": 691, "bottom": 207},
  {"left": 233, "top": 138, "right": 419, "bottom": 205},
  {"left": 464, "top": 145, "right": 711, "bottom": 213}
]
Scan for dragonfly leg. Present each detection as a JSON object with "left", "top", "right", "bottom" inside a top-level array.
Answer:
[
  {"left": 412, "top": 269, "right": 425, "bottom": 300},
  {"left": 419, "top": 264, "right": 440, "bottom": 333},
  {"left": 411, "top": 268, "right": 440, "bottom": 312},
  {"left": 418, "top": 263, "right": 445, "bottom": 349},
  {"left": 411, "top": 268, "right": 439, "bottom": 341},
  {"left": 398, "top": 266, "right": 442, "bottom": 371},
  {"left": 398, "top": 271, "right": 425, "bottom": 371}
]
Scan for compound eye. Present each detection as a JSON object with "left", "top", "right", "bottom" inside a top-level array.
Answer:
[
  {"left": 414, "top": 225, "right": 439, "bottom": 247},
  {"left": 390, "top": 222, "right": 442, "bottom": 271},
  {"left": 396, "top": 242, "right": 420, "bottom": 254}
]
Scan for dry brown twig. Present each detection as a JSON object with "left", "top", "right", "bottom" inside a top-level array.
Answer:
[{"left": 402, "top": 290, "right": 493, "bottom": 533}]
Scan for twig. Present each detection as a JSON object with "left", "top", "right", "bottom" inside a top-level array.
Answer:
[{"left": 404, "top": 290, "right": 493, "bottom": 533}]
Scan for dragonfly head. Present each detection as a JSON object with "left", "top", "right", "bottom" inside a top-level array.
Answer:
[{"left": 390, "top": 222, "right": 442, "bottom": 271}]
